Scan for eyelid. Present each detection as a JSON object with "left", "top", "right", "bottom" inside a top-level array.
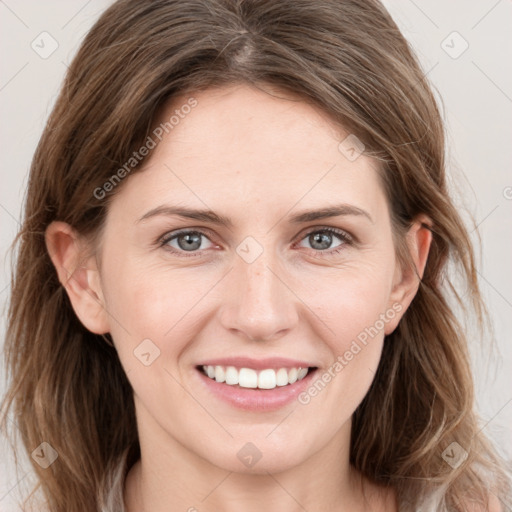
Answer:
[
  {"left": 298, "top": 225, "right": 354, "bottom": 243},
  {"left": 158, "top": 226, "right": 217, "bottom": 245}
]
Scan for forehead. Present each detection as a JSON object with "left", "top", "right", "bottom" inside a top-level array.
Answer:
[{"left": 108, "top": 83, "right": 387, "bottom": 224}]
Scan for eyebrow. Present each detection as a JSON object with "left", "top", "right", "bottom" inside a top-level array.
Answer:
[{"left": 136, "top": 203, "right": 373, "bottom": 226}]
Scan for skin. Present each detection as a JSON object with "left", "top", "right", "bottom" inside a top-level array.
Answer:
[{"left": 46, "top": 83, "right": 432, "bottom": 512}]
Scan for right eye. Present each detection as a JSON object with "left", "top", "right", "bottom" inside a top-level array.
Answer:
[{"left": 159, "top": 229, "right": 216, "bottom": 257}]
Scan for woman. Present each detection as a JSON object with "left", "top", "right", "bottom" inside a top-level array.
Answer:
[{"left": 1, "top": 0, "right": 510, "bottom": 510}]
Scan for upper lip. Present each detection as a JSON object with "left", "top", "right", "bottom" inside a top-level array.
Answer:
[{"left": 196, "top": 357, "right": 317, "bottom": 370}]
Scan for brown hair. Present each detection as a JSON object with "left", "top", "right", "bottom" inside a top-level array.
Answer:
[{"left": 1, "top": 0, "right": 511, "bottom": 510}]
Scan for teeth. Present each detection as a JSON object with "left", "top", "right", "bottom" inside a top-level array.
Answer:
[
  {"left": 239, "top": 368, "right": 258, "bottom": 388},
  {"left": 258, "top": 369, "right": 276, "bottom": 389},
  {"left": 225, "top": 366, "right": 239, "bottom": 385},
  {"left": 201, "top": 365, "right": 311, "bottom": 389},
  {"left": 297, "top": 367, "right": 308, "bottom": 380},
  {"left": 276, "top": 368, "right": 289, "bottom": 386},
  {"left": 214, "top": 365, "right": 225, "bottom": 383}
]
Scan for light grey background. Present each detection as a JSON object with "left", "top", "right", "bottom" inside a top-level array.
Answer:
[{"left": 1, "top": 1, "right": 511, "bottom": 509}]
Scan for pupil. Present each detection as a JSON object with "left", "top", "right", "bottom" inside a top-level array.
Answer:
[
  {"left": 311, "top": 232, "right": 331, "bottom": 250},
  {"left": 179, "top": 233, "right": 201, "bottom": 251}
]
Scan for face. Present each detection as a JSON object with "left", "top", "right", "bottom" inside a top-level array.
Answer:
[{"left": 57, "top": 83, "right": 426, "bottom": 474}]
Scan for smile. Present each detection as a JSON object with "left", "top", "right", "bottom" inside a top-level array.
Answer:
[{"left": 200, "top": 365, "right": 313, "bottom": 390}]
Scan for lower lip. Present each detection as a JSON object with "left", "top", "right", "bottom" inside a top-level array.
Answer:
[{"left": 194, "top": 367, "right": 318, "bottom": 412}]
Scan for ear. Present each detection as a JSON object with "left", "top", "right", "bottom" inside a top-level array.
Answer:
[
  {"left": 45, "top": 221, "right": 110, "bottom": 334},
  {"left": 384, "top": 215, "right": 432, "bottom": 335}
]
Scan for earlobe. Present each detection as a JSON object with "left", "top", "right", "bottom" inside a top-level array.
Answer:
[
  {"left": 385, "top": 215, "right": 433, "bottom": 334},
  {"left": 45, "top": 221, "right": 110, "bottom": 334}
]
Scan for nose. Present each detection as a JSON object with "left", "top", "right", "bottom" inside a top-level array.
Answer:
[{"left": 219, "top": 248, "right": 299, "bottom": 342}]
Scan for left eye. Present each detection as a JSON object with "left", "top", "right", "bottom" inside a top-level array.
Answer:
[{"left": 297, "top": 228, "right": 349, "bottom": 252}]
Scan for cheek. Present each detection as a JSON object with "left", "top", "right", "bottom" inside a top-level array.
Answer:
[
  {"left": 293, "top": 260, "right": 395, "bottom": 396},
  {"left": 289, "top": 269, "right": 392, "bottom": 441},
  {"left": 300, "top": 260, "right": 395, "bottom": 344},
  {"left": 101, "top": 255, "right": 224, "bottom": 365},
  {"left": 100, "top": 262, "right": 219, "bottom": 417}
]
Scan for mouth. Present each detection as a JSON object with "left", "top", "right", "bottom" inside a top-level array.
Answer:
[
  {"left": 193, "top": 363, "right": 319, "bottom": 411},
  {"left": 196, "top": 364, "right": 318, "bottom": 390}
]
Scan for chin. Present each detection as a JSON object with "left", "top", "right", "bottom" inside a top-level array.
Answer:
[{"left": 200, "top": 437, "right": 311, "bottom": 475}]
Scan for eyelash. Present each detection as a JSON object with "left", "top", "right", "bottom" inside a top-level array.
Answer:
[{"left": 157, "top": 227, "right": 354, "bottom": 259}]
